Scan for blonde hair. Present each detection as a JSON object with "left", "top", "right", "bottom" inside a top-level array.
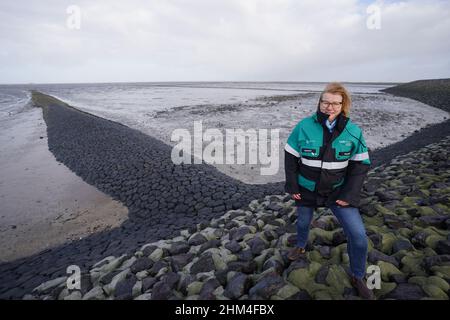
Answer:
[{"left": 317, "top": 82, "right": 352, "bottom": 117}]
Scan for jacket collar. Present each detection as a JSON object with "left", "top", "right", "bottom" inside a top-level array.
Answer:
[{"left": 313, "top": 110, "right": 349, "bottom": 133}]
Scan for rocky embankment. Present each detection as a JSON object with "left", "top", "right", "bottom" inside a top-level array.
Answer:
[
  {"left": 0, "top": 91, "right": 282, "bottom": 299},
  {"left": 370, "top": 79, "right": 450, "bottom": 167},
  {"left": 381, "top": 78, "right": 450, "bottom": 113},
  {"left": 24, "top": 136, "right": 450, "bottom": 300},
  {"left": 2, "top": 80, "right": 449, "bottom": 299}
]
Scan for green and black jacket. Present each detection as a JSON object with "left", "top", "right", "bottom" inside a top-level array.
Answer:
[{"left": 284, "top": 110, "right": 371, "bottom": 208}]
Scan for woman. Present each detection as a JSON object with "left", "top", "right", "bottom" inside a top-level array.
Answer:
[{"left": 284, "top": 82, "right": 374, "bottom": 300}]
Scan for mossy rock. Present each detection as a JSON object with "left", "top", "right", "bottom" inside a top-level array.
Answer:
[
  {"left": 381, "top": 233, "right": 397, "bottom": 254},
  {"left": 329, "top": 244, "right": 346, "bottom": 264},
  {"left": 309, "top": 228, "right": 335, "bottom": 245},
  {"left": 401, "top": 197, "right": 420, "bottom": 208},
  {"left": 408, "top": 276, "right": 428, "bottom": 287},
  {"left": 207, "top": 247, "right": 237, "bottom": 265},
  {"left": 243, "top": 230, "right": 259, "bottom": 241},
  {"left": 392, "top": 249, "right": 413, "bottom": 259},
  {"left": 287, "top": 261, "right": 327, "bottom": 296},
  {"left": 375, "top": 204, "right": 395, "bottom": 216},
  {"left": 387, "top": 179, "right": 403, "bottom": 188},
  {"left": 367, "top": 238, "right": 374, "bottom": 252},
  {"left": 256, "top": 220, "right": 265, "bottom": 230},
  {"left": 436, "top": 186, "right": 450, "bottom": 195},
  {"left": 250, "top": 267, "right": 277, "bottom": 283},
  {"left": 262, "top": 224, "right": 277, "bottom": 233},
  {"left": 422, "top": 284, "right": 448, "bottom": 300},
  {"left": 417, "top": 178, "right": 440, "bottom": 189},
  {"left": 308, "top": 261, "right": 323, "bottom": 278},
  {"left": 430, "top": 266, "right": 450, "bottom": 280},
  {"left": 401, "top": 252, "right": 427, "bottom": 276},
  {"left": 375, "top": 281, "right": 397, "bottom": 299},
  {"left": 271, "top": 249, "right": 285, "bottom": 265},
  {"left": 307, "top": 250, "right": 325, "bottom": 264},
  {"left": 425, "top": 235, "right": 447, "bottom": 249},
  {"left": 433, "top": 204, "right": 449, "bottom": 214},
  {"left": 427, "top": 276, "right": 450, "bottom": 292},
  {"left": 394, "top": 208, "right": 408, "bottom": 216},
  {"left": 211, "top": 253, "right": 227, "bottom": 271},
  {"left": 253, "top": 249, "right": 272, "bottom": 272},
  {"left": 325, "top": 265, "right": 352, "bottom": 295},
  {"left": 362, "top": 215, "right": 384, "bottom": 227},
  {"left": 411, "top": 225, "right": 425, "bottom": 234},
  {"left": 418, "top": 207, "right": 437, "bottom": 217},
  {"left": 90, "top": 255, "right": 128, "bottom": 284},
  {"left": 422, "top": 247, "right": 438, "bottom": 257},
  {"left": 287, "top": 268, "right": 323, "bottom": 296},
  {"left": 277, "top": 233, "right": 292, "bottom": 248},
  {"left": 366, "top": 225, "right": 385, "bottom": 235},
  {"left": 341, "top": 253, "right": 350, "bottom": 265},
  {"left": 423, "top": 226, "right": 448, "bottom": 237},
  {"left": 187, "top": 281, "right": 204, "bottom": 296},
  {"left": 276, "top": 283, "right": 300, "bottom": 299},
  {"left": 398, "top": 228, "right": 414, "bottom": 239},
  {"left": 149, "top": 248, "right": 164, "bottom": 261},
  {"left": 377, "top": 261, "right": 404, "bottom": 282},
  {"left": 319, "top": 215, "right": 340, "bottom": 229}
]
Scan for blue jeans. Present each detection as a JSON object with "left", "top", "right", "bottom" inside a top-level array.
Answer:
[{"left": 296, "top": 205, "right": 368, "bottom": 279}]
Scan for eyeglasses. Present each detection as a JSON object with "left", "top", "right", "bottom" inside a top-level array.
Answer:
[{"left": 320, "top": 100, "right": 343, "bottom": 108}]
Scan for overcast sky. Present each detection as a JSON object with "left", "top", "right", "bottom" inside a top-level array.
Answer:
[{"left": 0, "top": 0, "right": 449, "bottom": 84}]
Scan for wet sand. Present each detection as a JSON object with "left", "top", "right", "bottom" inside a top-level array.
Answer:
[
  {"left": 0, "top": 107, "right": 128, "bottom": 263},
  {"left": 132, "top": 92, "right": 449, "bottom": 184}
]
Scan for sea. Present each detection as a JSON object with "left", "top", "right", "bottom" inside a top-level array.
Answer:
[{"left": 0, "top": 81, "right": 395, "bottom": 124}]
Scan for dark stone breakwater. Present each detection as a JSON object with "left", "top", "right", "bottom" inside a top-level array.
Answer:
[
  {"left": 381, "top": 78, "right": 450, "bottom": 113},
  {"left": 0, "top": 80, "right": 449, "bottom": 299},
  {"left": 0, "top": 91, "right": 282, "bottom": 299}
]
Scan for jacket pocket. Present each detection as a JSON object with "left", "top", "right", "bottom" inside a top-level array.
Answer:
[
  {"left": 334, "top": 140, "right": 354, "bottom": 160},
  {"left": 299, "top": 140, "right": 320, "bottom": 158}
]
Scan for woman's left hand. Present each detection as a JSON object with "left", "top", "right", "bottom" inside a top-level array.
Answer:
[{"left": 336, "top": 199, "right": 349, "bottom": 206}]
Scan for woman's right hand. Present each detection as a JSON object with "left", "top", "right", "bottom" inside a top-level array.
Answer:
[{"left": 292, "top": 193, "right": 301, "bottom": 200}]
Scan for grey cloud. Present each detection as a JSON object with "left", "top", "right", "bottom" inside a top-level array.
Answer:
[{"left": 0, "top": 0, "right": 449, "bottom": 83}]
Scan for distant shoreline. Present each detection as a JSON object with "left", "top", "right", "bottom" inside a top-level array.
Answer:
[{"left": 0, "top": 80, "right": 403, "bottom": 86}]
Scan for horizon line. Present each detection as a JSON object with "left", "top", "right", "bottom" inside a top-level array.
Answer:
[{"left": 0, "top": 79, "right": 409, "bottom": 86}]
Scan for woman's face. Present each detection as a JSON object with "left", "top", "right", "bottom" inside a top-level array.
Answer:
[{"left": 319, "top": 92, "right": 343, "bottom": 121}]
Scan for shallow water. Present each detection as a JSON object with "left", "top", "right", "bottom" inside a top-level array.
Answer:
[{"left": 0, "top": 82, "right": 392, "bottom": 121}]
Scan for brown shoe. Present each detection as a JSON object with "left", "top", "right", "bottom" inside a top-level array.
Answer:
[
  {"left": 350, "top": 276, "right": 376, "bottom": 300},
  {"left": 287, "top": 247, "right": 306, "bottom": 261}
]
